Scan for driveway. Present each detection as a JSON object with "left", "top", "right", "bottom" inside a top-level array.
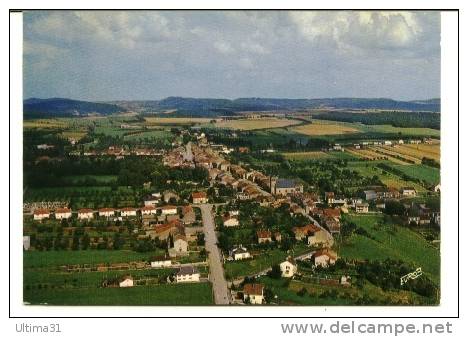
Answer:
[{"left": 198, "top": 203, "right": 230, "bottom": 305}]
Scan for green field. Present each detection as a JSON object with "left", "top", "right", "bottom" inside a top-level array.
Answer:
[
  {"left": 224, "top": 244, "right": 309, "bottom": 280},
  {"left": 339, "top": 214, "right": 440, "bottom": 282},
  {"left": 257, "top": 276, "right": 429, "bottom": 305},
  {"left": 123, "top": 129, "right": 172, "bottom": 141},
  {"left": 347, "top": 161, "right": 427, "bottom": 193},
  {"left": 24, "top": 250, "right": 159, "bottom": 268},
  {"left": 63, "top": 175, "right": 118, "bottom": 184},
  {"left": 389, "top": 164, "right": 440, "bottom": 185},
  {"left": 24, "top": 283, "right": 213, "bottom": 305}
]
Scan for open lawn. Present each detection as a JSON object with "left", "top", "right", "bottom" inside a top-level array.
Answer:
[
  {"left": 224, "top": 244, "right": 309, "bottom": 280},
  {"left": 24, "top": 283, "right": 213, "bottom": 305},
  {"left": 339, "top": 214, "right": 440, "bottom": 282},
  {"left": 123, "top": 129, "right": 172, "bottom": 141},
  {"left": 24, "top": 250, "right": 160, "bottom": 268},
  {"left": 389, "top": 164, "right": 440, "bottom": 185},
  {"left": 291, "top": 120, "right": 361, "bottom": 136},
  {"left": 347, "top": 161, "right": 427, "bottom": 193}
]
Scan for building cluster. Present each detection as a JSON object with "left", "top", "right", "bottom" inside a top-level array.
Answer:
[{"left": 69, "top": 146, "right": 164, "bottom": 158}]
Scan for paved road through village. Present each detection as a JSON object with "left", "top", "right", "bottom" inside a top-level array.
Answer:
[{"left": 198, "top": 203, "right": 230, "bottom": 305}]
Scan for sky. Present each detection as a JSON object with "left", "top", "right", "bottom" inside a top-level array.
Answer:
[{"left": 23, "top": 11, "right": 441, "bottom": 101}]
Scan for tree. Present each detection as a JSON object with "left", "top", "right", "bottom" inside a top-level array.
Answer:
[{"left": 268, "top": 264, "right": 282, "bottom": 279}]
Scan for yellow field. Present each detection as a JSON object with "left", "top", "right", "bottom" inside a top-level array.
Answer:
[
  {"left": 212, "top": 118, "right": 302, "bottom": 130},
  {"left": 282, "top": 151, "right": 331, "bottom": 160},
  {"left": 374, "top": 146, "right": 421, "bottom": 164},
  {"left": 144, "top": 117, "right": 213, "bottom": 125},
  {"left": 292, "top": 120, "right": 361, "bottom": 136},
  {"left": 345, "top": 148, "right": 382, "bottom": 160},
  {"left": 399, "top": 144, "right": 440, "bottom": 162},
  {"left": 23, "top": 119, "right": 68, "bottom": 129},
  {"left": 61, "top": 130, "right": 88, "bottom": 140}
]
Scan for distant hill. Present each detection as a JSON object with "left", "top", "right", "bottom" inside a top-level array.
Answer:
[
  {"left": 24, "top": 98, "right": 126, "bottom": 118},
  {"left": 111, "top": 96, "right": 440, "bottom": 116}
]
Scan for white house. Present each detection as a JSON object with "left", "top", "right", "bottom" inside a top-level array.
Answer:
[
  {"left": 141, "top": 205, "right": 157, "bottom": 215},
  {"left": 144, "top": 195, "right": 160, "bottom": 207},
  {"left": 119, "top": 275, "right": 134, "bottom": 288},
  {"left": 223, "top": 215, "right": 239, "bottom": 227},
  {"left": 23, "top": 236, "right": 30, "bottom": 251},
  {"left": 243, "top": 283, "right": 264, "bottom": 304},
  {"left": 176, "top": 266, "right": 200, "bottom": 283},
  {"left": 280, "top": 257, "right": 298, "bottom": 278},
  {"left": 173, "top": 235, "right": 188, "bottom": 254},
  {"left": 230, "top": 246, "right": 251, "bottom": 261},
  {"left": 161, "top": 205, "right": 178, "bottom": 216},
  {"left": 150, "top": 256, "right": 172, "bottom": 268},
  {"left": 98, "top": 208, "right": 115, "bottom": 217},
  {"left": 401, "top": 187, "right": 417, "bottom": 197},
  {"left": 355, "top": 203, "right": 369, "bottom": 213},
  {"left": 55, "top": 208, "right": 72, "bottom": 220},
  {"left": 77, "top": 209, "right": 94, "bottom": 220},
  {"left": 120, "top": 207, "right": 137, "bottom": 217},
  {"left": 33, "top": 208, "right": 50, "bottom": 221},
  {"left": 314, "top": 249, "right": 338, "bottom": 267}
]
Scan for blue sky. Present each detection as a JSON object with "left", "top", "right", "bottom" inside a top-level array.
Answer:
[{"left": 23, "top": 11, "right": 440, "bottom": 101}]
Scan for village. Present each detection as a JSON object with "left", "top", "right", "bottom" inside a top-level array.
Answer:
[{"left": 24, "top": 128, "right": 441, "bottom": 305}]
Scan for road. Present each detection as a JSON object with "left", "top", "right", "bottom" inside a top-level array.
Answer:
[{"left": 198, "top": 203, "right": 230, "bottom": 305}]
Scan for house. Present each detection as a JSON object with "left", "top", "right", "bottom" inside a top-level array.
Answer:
[
  {"left": 172, "top": 234, "right": 188, "bottom": 254},
  {"left": 293, "top": 224, "right": 320, "bottom": 241},
  {"left": 141, "top": 205, "right": 157, "bottom": 215},
  {"left": 313, "top": 249, "right": 337, "bottom": 267},
  {"left": 163, "top": 190, "right": 179, "bottom": 203},
  {"left": 401, "top": 187, "right": 417, "bottom": 197},
  {"left": 119, "top": 275, "right": 134, "bottom": 288},
  {"left": 121, "top": 207, "right": 137, "bottom": 217},
  {"left": 150, "top": 255, "right": 172, "bottom": 268},
  {"left": 355, "top": 203, "right": 369, "bottom": 213},
  {"left": 272, "top": 178, "right": 303, "bottom": 196},
  {"left": 161, "top": 205, "right": 178, "bottom": 215},
  {"left": 324, "top": 217, "right": 341, "bottom": 234},
  {"left": 257, "top": 230, "right": 272, "bottom": 244},
  {"left": 325, "top": 192, "right": 335, "bottom": 204},
  {"left": 55, "top": 208, "right": 72, "bottom": 220},
  {"left": 280, "top": 257, "right": 298, "bottom": 278},
  {"left": 144, "top": 195, "right": 160, "bottom": 207},
  {"left": 363, "top": 190, "right": 377, "bottom": 201},
  {"left": 23, "top": 236, "right": 30, "bottom": 251},
  {"left": 223, "top": 214, "right": 240, "bottom": 227},
  {"left": 182, "top": 205, "right": 196, "bottom": 224},
  {"left": 33, "top": 208, "right": 50, "bottom": 221},
  {"left": 192, "top": 191, "right": 208, "bottom": 204},
  {"left": 433, "top": 183, "right": 441, "bottom": 193},
  {"left": 274, "top": 231, "right": 282, "bottom": 242},
  {"left": 77, "top": 209, "right": 94, "bottom": 220},
  {"left": 230, "top": 246, "right": 251, "bottom": 260},
  {"left": 176, "top": 265, "right": 200, "bottom": 283},
  {"left": 243, "top": 283, "right": 264, "bottom": 304},
  {"left": 98, "top": 208, "right": 115, "bottom": 217}
]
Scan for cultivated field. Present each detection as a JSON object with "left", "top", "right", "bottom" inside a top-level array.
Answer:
[
  {"left": 207, "top": 118, "right": 302, "bottom": 131},
  {"left": 397, "top": 144, "right": 440, "bottom": 163},
  {"left": 282, "top": 151, "right": 332, "bottom": 160},
  {"left": 144, "top": 117, "right": 213, "bottom": 125},
  {"left": 291, "top": 120, "right": 361, "bottom": 136}
]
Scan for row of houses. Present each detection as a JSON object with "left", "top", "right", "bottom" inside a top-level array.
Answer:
[
  {"left": 33, "top": 204, "right": 185, "bottom": 221},
  {"left": 111, "top": 265, "right": 202, "bottom": 288}
]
